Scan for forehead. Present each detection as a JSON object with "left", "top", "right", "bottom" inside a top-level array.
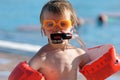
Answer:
[{"left": 43, "top": 10, "right": 71, "bottom": 20}]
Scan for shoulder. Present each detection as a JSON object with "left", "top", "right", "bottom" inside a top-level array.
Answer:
[
  {"left": 67, "top": 45, "right": 86, "bottom": 55},
  {"left": 69, "top": 47, "right": 90, "bottom": 68},
  {"left": 28, "top": 44, "right": 49, "bottom": 70},
  {"left": 78, "top": 48, "right": 90, "bottom": 68},
  {"left": 74, "top": 47, "right": 86, "bottom": 55},
  {"left": 32, "top": 44, "right": 49, "bottom": 59}
]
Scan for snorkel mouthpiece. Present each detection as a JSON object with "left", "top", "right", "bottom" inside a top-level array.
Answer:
[{"left": 50, "top": 33, "right": 72, "bottom": 44}]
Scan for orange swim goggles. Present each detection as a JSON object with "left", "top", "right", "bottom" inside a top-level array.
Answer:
[{"left": 43, "top": 20, "right": 72, "bottom": 31}]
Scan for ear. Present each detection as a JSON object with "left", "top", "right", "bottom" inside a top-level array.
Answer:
[{"left": 41, "top": 27, "right": 46, "bottom": 36}]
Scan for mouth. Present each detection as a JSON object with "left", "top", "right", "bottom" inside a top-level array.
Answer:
[
  {"left": 51, "top": 40, "right": 63, "bottom": 44},
  {"left": 50, "top": 33, "right": 72, "bottom": 44}
]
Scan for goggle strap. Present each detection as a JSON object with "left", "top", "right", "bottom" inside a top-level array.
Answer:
[{"left": 73, "top": 29, "right": 86, "bottom": 50}]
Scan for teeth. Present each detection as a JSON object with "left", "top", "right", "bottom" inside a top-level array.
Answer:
[{"left": 52, "top": 40, "right": 63, "bottom": 44}]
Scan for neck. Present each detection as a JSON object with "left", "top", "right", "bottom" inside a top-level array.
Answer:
[{"left": 48, "top": 40, "right": 70, "bottom": 50}]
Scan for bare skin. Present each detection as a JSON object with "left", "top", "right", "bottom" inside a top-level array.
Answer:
[
  {"left": 29, "top": 44, "right": 89, "bottom": 80},
  {"left": 29, "top": 10, "right": 90, "bottom": 80}
]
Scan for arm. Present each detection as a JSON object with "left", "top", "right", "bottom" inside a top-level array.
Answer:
[
  {"left": 104, "top": 13, "right": 120, "bottom": 18},
  {"left": 8, "top": 49, "right": 46, "bottom": 80},
  {"left": 29, "top": 47, "right": 46, "bottom": 70},
  {"left": 79, "top": 44, "right": 120, "bottom": 80},
  {"left": 8, "top": 61, "right": 45, "bottom": 80},
  {"left": 79, "top": 53, "right": 91, "bottom": 69}
]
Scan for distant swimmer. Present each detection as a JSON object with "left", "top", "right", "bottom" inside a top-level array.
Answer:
[
  {"left": 97, "top": 13, "right": 120, "bottom": 25},
  {"left": 97, "top": 14, "right": 108, "bottom": 24},
  {"left": 77, "top": 12, "right": 120, "bottom": 27}
]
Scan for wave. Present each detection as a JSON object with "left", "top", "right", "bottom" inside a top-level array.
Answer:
[{"left": 0, "top": 40, "right": 41, "bottom": 52}]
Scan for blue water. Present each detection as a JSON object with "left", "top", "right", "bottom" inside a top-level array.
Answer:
[
  {"left": 0, "top": 0, "right": 120, "bottom": 53},
  {"left": 0, "top": 0, "right": 120, "bottom": 80}
]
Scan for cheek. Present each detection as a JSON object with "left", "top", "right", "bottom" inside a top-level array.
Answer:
[
  {"left": 62, "top": 27, "right": 73, "bottom": 33},
  {"left": 44, "top": 30, "right": 52, "bottom": 38}
]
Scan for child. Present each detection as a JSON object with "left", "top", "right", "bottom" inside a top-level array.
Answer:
[
  {"left": 28, "top": 0, "right": 90, "bottom": 80},
  {"left": 8, "top": 1, "right": 120, "bottom": 80}
]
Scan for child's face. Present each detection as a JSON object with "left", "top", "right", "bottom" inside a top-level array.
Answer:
[{"left": 42, "top": 10, "right": 73, "bottom": 41}]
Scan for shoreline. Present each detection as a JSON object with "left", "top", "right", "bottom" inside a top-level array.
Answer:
[{"left": 0, "top": 52, "right": 30, "bottom": 80}]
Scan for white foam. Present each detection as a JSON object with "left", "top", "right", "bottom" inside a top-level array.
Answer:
[
  {"left": 0, "top": 40, "right": 41, "bottom": 52},
  {"left": 0, "top": 58, "right": 11, "bottom": 64},
  {"left": 0, "top": 71, "right": 10, "bottom": 77}
]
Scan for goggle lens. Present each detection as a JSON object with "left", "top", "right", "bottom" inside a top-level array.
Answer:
[
  {"left": 43, "top": 20, "right": 55, "bottom": 30},
  {"left": 59, "top": 20, "right": 71, "bottom": 30},
  {"left": 43, "top": 20, "right": 71, "bottom": 30}
]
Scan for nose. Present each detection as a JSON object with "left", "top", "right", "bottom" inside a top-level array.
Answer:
[{"left": 53, "top": 26, "right": 61, "bottom": 32}]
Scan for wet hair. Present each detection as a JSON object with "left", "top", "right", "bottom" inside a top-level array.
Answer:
[
  {"left": 97, "top": 14, "right": 108, "bottom": 25},
  {"left": 40, "top": 0, "right": 78, "bottom": 26}
]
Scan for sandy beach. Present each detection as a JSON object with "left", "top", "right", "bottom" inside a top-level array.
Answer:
[
  {"left": 0, "top": 52, "right": 30, "bottom": 80},
  {"left": 0, "top": 52, "right": 120, "bottom": 80}
]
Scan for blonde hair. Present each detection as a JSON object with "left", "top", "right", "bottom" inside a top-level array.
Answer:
[
  {"left": 40, "top": 0, "right": 78, "bottom": 26},
  {"left": 40, "top": 0, "right": 86, "bottom": 49}
]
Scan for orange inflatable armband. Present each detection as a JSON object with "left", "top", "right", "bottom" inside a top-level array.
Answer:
[
  {"left": 8, "top": 61, "right": 45, "bottom": 80},
  {"left": 80, "top": 44, "right": 120, "bottom": 80}
]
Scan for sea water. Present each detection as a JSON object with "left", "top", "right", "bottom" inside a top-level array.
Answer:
[{"left": 0, "top": 0, "right": 120, "bottom": 80}]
